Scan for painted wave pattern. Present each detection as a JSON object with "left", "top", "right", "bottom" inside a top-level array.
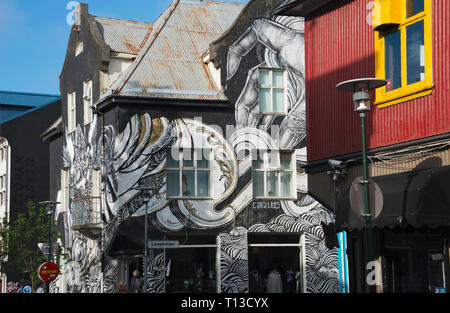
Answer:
[
  {"left": 220, "top": 227, "right": 249, "bottom": 293},
  {"left": 219, "top": 207, "right": 339, "bottom": 294}
]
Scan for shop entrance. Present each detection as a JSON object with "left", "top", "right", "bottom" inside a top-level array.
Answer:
[
  {"left": 164, "top": 234, "right": 217, "bottom": 293},
  {"left": 382, "top": 228, "right": 448, "bottom": 293},
  {"left": 247, "top": 233, "right": 305, "bottom": 293}
]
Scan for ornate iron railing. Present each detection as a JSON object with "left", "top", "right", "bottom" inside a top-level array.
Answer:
[{"left": 71, "top": 196, "right": 102, "bottom": 229}]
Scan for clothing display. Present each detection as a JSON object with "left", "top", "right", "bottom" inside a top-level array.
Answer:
[
  {"left": 249, "top": 270, "right": 264, "bottom": 293},
  {"left": 266, "top": 269, "right": 283, "bottom": 293}
]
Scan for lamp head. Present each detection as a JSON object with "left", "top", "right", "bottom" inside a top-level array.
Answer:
[{"left": 336, "top": 78, "right": 387, "bottom": 113}]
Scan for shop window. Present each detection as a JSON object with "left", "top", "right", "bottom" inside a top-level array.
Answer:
[
  {"left": 166, "top": 148, "right": 212, "bottom": 199},
  {"left": 252, "top": 150, "right": 296, "bottom": 199},
  {"left": 67, "top": 91, "right": 76, "bottom": 134},
  {"left": 248, "top": 233, "right": 305, "bottom": 293},
  {"left": 83, "top": 80, "right": 93, "bottom": 125},
  {"left": 258, "top": 68, "right": 287, "bottom": 115},
  {"left": 164, "top": 234, "right": 217, "bottom": 293},
  {"left": 373, "top": 0, "right": 433, "bottom": 108}
]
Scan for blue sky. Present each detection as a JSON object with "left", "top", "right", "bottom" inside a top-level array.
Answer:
[{"left": 0, "top": 0, "right": 249, "bottom": 95}]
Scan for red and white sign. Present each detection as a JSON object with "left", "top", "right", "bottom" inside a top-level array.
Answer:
[{"left": 38, "top": 262, "right": 59, "bottom": 282}]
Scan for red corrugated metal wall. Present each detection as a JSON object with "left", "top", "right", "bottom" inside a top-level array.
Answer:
[{"left": 306, "top": 0, "right": 450, "bottom": 162}]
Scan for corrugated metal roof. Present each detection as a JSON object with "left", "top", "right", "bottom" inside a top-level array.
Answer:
[
  {"left": 0, "top": 91, "right": 60, "bottom": 108},
  {"left": 114, "top": 0, "right": 245, "bottom": 101},
  {"left": 94, "top": 16, "right": 153, "bottom": 55}
]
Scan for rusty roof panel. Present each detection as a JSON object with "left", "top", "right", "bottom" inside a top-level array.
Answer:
[
  {"left": 118, "top": 0, "right": 245, "bottom": 101},
  {"left": 207, "top": 1, "right": 246, "bottom": 33},
  {"left": 95, "top": 17, "right": 153, "bottom": 55}
]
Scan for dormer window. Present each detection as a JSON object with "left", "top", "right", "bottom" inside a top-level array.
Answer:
[{"left": 75, "top": 41, "right": 84, "bottom": 57}]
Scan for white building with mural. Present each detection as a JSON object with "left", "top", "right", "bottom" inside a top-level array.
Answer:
[{"left": 45, "top": 0, "right": 344, "bottom": 293}]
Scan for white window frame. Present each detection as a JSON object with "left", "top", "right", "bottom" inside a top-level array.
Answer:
[
  {"left": 61, "top": 169, "right": 69, "bottom": 213},
  {"left": 252, "top": 150, "right": 297, "bottom": 200},
  {"left": 92, "top": 168, "right": 101, "bottom": 220},
  {"left": 166, "top": 148, "right": 212, "bottom": 200},
  {"left": 83, "top": 80, "right": 93, "bottom": 125},
  {"left": 67, "top": 91, "right": 76, "bottom": 134},
  {"left": 258, "top": 67, "right": 288, "bottom": 115}
]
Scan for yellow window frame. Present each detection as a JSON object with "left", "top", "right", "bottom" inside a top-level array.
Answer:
[{"left": 374, "top": 0, "right": 433, "bottom": 108}]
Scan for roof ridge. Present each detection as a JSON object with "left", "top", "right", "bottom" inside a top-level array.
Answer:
[{"left": 93, "top": 15, "right": 152, "bottom": 25}]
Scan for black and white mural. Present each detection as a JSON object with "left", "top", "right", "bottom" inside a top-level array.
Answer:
[{"left": 55, "top": 6, "right": 339, "bottom": 293}]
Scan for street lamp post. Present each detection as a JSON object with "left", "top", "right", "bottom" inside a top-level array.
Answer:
[
  {"left": 38, "top": 201, "right": 60, "bottom": 294},
  {"left": 336, "top": 78, "right": 386, "bottom": 293}
]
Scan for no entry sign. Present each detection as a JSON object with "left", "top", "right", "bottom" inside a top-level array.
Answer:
[{"left": 38, "top": 262, "right": 59, "bottom": 282}]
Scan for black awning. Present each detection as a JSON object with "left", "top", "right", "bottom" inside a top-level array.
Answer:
[{"left": 336, "top": 165, "right": 450, "bottom": 231}]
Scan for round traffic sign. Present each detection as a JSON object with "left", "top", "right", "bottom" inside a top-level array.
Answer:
[
  {"left": 38, "top": 262, "right": 59, "bottom": 282},
  {"left": 23, "top": 285, "right": 32, "bottom": 293},
  {"left": 349, "top": 176, "right": 383, "bottom": 220}
]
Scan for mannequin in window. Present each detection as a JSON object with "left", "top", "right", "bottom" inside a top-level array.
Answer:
[
  {"left": 266, "top": 267, "right": 283, "bottom": 293},
  {"left": 249, "top": 268, "right": 264, "bottom": 293}
]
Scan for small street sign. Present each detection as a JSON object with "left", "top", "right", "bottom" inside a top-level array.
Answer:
[
  {"left": 38, "top": 262, "right": 59, "bottom": 282},
  {"left": 147, "top": 240, "right": 179, "bottom": 249},
  {"left": 38, "top": 243, "right": 58, "bottom": 256},
  {"left": 23, "top": 286, "right": 32, "bottom": 293}
]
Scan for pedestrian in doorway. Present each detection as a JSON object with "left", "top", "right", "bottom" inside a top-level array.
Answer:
[{"left": 129, "top": 270, "right": 144, "bottom": 293}]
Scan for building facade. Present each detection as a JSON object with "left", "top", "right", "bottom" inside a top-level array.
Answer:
[
  {"left": 277, "top": 0, "right": 450, "bottom": 293},
  {"left": 48, "top": 0, "right": 341, "bottom": 293},
  {"left": 0, "top": 93, "right": 61, "bottom": 292}
]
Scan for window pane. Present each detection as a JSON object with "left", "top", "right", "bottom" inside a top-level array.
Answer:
[
  {"left": 268, "top": 151, "right": 279, "bottom": 168},
  {"left": 267, "top": 171, "right": 279, "bottom": 197},
  {"left": 167, "top": 149, "right": 180, "bottom": 168},
  {"left": 280, "top": 172, "right": 293, "bottom": 198},
  {"left": 272, "top": 71, "right": 284, "bottom": 87},
  {"left": 273, "top": 89, "right": 285, "bottom": 113},
  {"left": 253, "top": 171, "right": 265, "bottom": 197},
  {"left": 259, "top": 69, "right": 270, "bottom": 86},
  {"left": 253, "top": 152, "right": 264, "bottom": 170},
  {"left": 183, "top": 149, "right": 194, "bottom": 168},
  {"left": 197, "top": 170, "right": 210, "bottom": 197},
  {"left": 196, "top": 150, "right": 210, "bottom": 169},
  {"left": 407, "top": 20, "right": 425, "bottom": 85},
  {"left": 167, "top": 170, "right": 180, "bottom": 197},
  {"left": 384, "top": 30, "right": 402, "bottom": 92},
  {"left": 406, "top": 0, "right": 424, "bottom": 18},
  {"left": 259, "top": 88, "right": 271, "bottom": 113},
  {"left": 182, "top": 170, "right": 195, "bottom": 197},
  {"left": 280, "top": 152, "right": 292, "bottom": 170}
]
